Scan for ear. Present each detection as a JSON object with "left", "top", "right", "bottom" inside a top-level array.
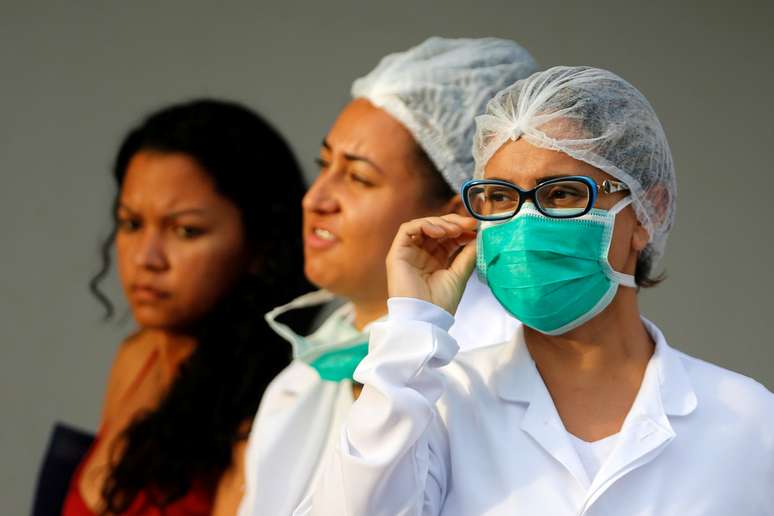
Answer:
[
  {"left": 440, "top": 194, "right": 467, "bottom": 216},
  {"left": 644, "top": 183, "right": 671, "bottom": 228},
  {"left": 631, "top": 219, "right": 650, "bottom": 253}
]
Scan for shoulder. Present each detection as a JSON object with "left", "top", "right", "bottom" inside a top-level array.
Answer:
[
  {"left": 453, "top": 340, "right": 512, "bottom": 376},
  {"left": 211, "top": 438, "right": 248, "bottom": 516},
  {"left": 100, "top": 331, "right": 158, "bottom": 421},
  {"left": 110, "top": 331, "right": 157, "bottom": 385},
  {"left": 265, "top": 359, "right": 319, "bottom": 394},
  {"left": 680, "top": 350, "right": 773, "bottom": 409},
  {"left": 442, "top": 340, "right": 512, "bottom": 399},
  {"left": 677, "top": 350, "right": 774, "bottom": 440},
  {"left": 255, "top": 360, "right": 322, "bottom": 414},
  {"left": 113, "top": 330, "right": 156, "bottom": 367}
]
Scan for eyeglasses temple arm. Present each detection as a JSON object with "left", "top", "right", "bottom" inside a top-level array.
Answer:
[{"left": 600, "top": 179, "right": 629, "bottom": 195}]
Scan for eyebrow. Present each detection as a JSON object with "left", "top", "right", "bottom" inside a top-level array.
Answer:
[
  {"left": 486, "top": 174, "right": 579, "bottom": 186},
  {"left": 117, "top": 203, "right": 208, "bottom": 219},
  {"left": 536, "top": 174, "right": 576, "bottom": 184},
  {"left": 321, "top": 139, "right": 384, "bottom": 174}
]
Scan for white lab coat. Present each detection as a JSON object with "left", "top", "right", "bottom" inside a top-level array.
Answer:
[
  {"left": 299, "top": 298, "right": 774, "bottom": 516},
  {"left": 238, "top": 276, "right": 519, "bottom": 516}
]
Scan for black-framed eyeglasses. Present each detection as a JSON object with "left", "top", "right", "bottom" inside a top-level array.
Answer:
[{"left": 461, "top": 175, "right": 629, "bottom": 221}]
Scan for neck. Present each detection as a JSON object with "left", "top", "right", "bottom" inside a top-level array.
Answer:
[
  {"left": 351, "top": 297, "right": 388, "bottom": 331},
  {"left": 524, "top": 287, "right": 654, "bottom": 375},
  {"left": 144, "top": 328, "right": 197, "bottom": 384}
]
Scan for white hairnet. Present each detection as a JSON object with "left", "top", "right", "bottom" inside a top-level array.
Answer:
[
  {"left": 474, "top": 66, "right": 676, "bottom": 268},
  {"left": 352, "top": 36, "right": 538, "bottom": 192}
]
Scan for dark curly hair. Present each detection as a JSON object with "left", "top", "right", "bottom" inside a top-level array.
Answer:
[{"left": 88, "top": 99, "right": 313, "bottom": 512}]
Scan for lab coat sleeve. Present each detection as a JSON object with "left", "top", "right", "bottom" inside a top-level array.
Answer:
[{"left": 299, "top": 297, "right": 458, "bottom": 516}]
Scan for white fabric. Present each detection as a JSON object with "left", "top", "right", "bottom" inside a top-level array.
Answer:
[
  {"left": 447, "top": 273, "right": 520, "bottom": 350},
  {"left": 298, "top": 298, "right": 774, "bottom": 516},
  {"left": 474, "top": 66, "right": 676, "bottom": 268},
  {"left": 238, "top": 276, "right": 520, "bottom": 516},
  {"left": 352, "top": 37, "right": 538, "bottom": 191},
  {"left": 238, "top": 304, "right": 364, "bottom": 516},
  {"left": 264, "top": 289, "right": 350, "bottom": 362},
  {"left": 569, "top": 432, "right": 619, "bottom": 482}
]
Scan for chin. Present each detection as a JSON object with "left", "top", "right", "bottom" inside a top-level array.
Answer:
[
  {"left": 304, "top": 258, "right": 335, "bottom": 288},
  {"left": 304, "top": 262, "right": 355, "bottom": 299},
  {"left": 131, "top": 307, "right": 189, "bottom": 331}
]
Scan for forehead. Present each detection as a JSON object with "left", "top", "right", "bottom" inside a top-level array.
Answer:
[
  {"left": 325, "top": 98, "right": 418, "bottom": 165},
  {"left": 484, "top": 138, "right": 614, "bottom": 186},
  {"left": 120, "top": 151, "right": 221, "bottom": 210}
]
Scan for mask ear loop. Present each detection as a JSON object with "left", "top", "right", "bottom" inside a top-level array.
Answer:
[
  {"left": 264, "top": 289, "right": 336, "bottom": 356},
  {"left": 609, "top": 195, "right": 632, "bottom": 216},
  {"left": 605, "top": 196, "right": 638, "bottom": 288}
]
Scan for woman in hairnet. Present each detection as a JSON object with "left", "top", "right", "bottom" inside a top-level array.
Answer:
[
  {"left": 302, "top": 67, "right": 774, "bottom": 515},
  {"left": 237, "top": 37, "right": 537, "bottom": 515}
]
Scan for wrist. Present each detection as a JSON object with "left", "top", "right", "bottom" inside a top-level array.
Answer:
[{"left": 387, "top": 297, "right": 455, "bottom": 331}]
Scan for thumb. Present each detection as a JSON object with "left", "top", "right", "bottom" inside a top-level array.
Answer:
[{"left": 449, "top": 238, "right": 477, "bottom": 283}]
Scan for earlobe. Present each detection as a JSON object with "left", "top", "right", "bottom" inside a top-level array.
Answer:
[{"left": 632, "top": 221, "right": 650, "bottom": 252}]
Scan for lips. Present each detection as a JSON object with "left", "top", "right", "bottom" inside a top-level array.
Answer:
[
  {"left": 130, "top": 284, "right": 171, "bottom": 302},
  {"left": 305, "top": 225, "right": 339, "bottom": 250}
]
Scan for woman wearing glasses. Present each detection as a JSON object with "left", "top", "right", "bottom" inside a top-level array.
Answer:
[{"left": 303, "top": 67, "right": 774, "bottom": 515}]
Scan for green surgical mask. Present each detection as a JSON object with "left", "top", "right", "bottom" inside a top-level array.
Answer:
[
  {"left": 309, "top": 342, "right": 369, "bottom": 382},
  {"left": 477, "top": 197, "right": 636, "bottom": 335},
  {"left": 265, "top": 290, "right": 374, "bottom": 382}
]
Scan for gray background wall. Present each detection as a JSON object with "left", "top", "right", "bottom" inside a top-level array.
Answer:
[{"left": 1, "top": 1, "right": 772, "bottom": 513}]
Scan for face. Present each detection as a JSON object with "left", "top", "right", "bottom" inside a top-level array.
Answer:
[
  {"left": 302, "top": 98, "right": 454, "bottom": 304},
  {"left": 116, "top": 152, "right": 251, "bottom": 330},
  {"left": 484, "top": 138, "right": 649, "bottom": 275}
]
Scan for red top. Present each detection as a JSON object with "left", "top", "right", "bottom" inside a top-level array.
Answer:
[
  {"left": 61, "top": 349, "right": 214, "bottom": 516},
  {"left": 60, "top": 435, "right": 213, "bottom": 516}
]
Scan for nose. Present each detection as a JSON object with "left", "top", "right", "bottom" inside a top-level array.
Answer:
[
  {"left": 302, "top": 170, "right": 340, "bottom": 215},
  {"left": 134, "top": 229, "right": 168, "bottom": 271}
]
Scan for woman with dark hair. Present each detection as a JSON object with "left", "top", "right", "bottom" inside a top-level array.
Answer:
[{"left": 62, "top": 98, "right": 310, "bottom": 515}]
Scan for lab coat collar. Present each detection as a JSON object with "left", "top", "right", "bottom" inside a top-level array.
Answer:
[
  {"left": 494, "top": 317, "right": 697, "bottom": 418},
  {"left": 278, "top": 360, "right": 326, "bottom": 397},
  {"left": 580, "top": 319, "right": 697, "bottom": 511},
  {"left": 494, "top": 324, "right": 534, "bottom": 404},
  {"left": 493, "top": 316, "right": 698, "bottom": 498},
  {"left": 641, "top": 317, "right": 697, "bottom": 417},
  {"left": 488, "top": 326, "right": 592, "bottom": 486}
]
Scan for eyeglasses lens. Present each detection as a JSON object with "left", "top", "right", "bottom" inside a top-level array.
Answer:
[
  {"left": 535, "top": 180, "right": 591, "bottom": 217},
  {"left": 467, "top": 184, "right": 520, "bottom": 219}
]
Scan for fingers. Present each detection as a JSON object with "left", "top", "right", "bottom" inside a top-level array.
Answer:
[
  {"left": 388, "top": 213, "right": 478, "bottom": 277},
  {"left": 422, "top": 216, "right": 476, "bottom": 262},
  {"left": 386, "top": 213, "right": 479, "bottom": 308},
  {"left": 400, "top": 215, "right": 477, "bottom": 245},
  {"left": 438, "top": 213, "right": 478, "bottom": 229},
  {"left": 427, "top": 214, "right": 477, "bottom": 236}
]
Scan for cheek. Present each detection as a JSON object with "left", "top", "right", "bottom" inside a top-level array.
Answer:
[
  {"left": 172, "top": 240, "right": 247, "bottom": 307},
  {"left": 307, "top": 189, "right": 428, "bottom": 293},
  {"left": 344, "top": 193, "right": 423, "bottom": 262},
  {"left": 139, "top": 236, "right": 249, "bottom": 328},
  {"left": 115, "top": 234, "right": 136, "bottom": 290}
]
